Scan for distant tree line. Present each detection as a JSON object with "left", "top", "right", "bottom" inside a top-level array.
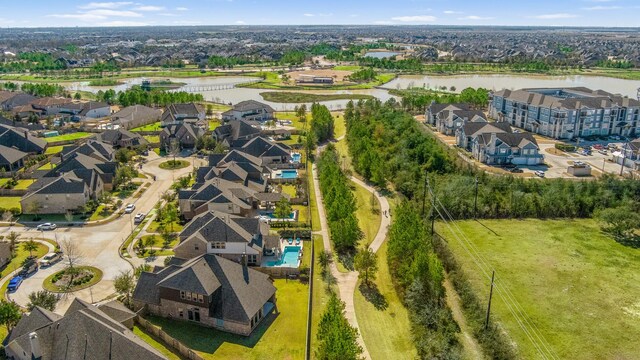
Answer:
[
  {"left": 346, "top": 67, "right": 378, "bottom": 82},
  {"left": 207, "top": 55, "right": 264, "bottom": 69},
  {"left": 0, "top": 52, "right": 67, "bottom": 73},
  {"left": 21, "top": 83, "right": 68, "bottom": 97},
  {"left": 95, "top": 87, "right": 203, "bottom": 107},
  {"left": 594, "top": 59, "right": 634, "bottom": 69},
  {"left": 390, "top": 87, "right": 490, "bottom": 113},
  {"left": 358, "top": 57, "right": 424, "bottom": 72}
]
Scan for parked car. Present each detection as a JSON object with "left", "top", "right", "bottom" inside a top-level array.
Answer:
[
  {"left": 124, "top": 204, "right": 136, "bottom": 214},
  {"left": 610, "top": 135, "right": 621, "bottom": 140},
  {"left": 534, "top": 170, "right": 546, "bottom": 178},
  {"left": 39, "top": 252, "right": 63, "bottom": 267},
  {"left": 592, "top": 144, "right": 603, "bottom": 150},
  {"left": 574, "top": 161, "right": 586, "bottom": 166},
  {"left": 134, "top": 213, "right": 146, "bottom": 224},
  {"left": 36, "top": 223, "right": 57, "bottom": 231},
  {"left": 598, "top": 149, "right": 608, "bottom": 155},
  {"left": 7, "top": 276, "right": 23, "bottom": 292},
  {"left": 20, "top": 260, "right": 38, "bottom": 277},
  {"left": 509, "top": 167, "right": 523, "bottom": 173}
]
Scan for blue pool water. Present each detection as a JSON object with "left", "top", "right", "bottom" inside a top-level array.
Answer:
[
  {"left": 263, "top": 211, "right": 295, "bottom": 219},
  {"left": 264, "top": 246, "right": 301, "bottom": 267},
  {"left": 277, "top": 170, "right": 298, "bottom": 179},
  {"left": 291, "top": 153, "right": 302, "bottom": 163}
]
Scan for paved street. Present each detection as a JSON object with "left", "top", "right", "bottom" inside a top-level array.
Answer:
[{"left": 1, "top": 153, "right": 202, "bottom": 312}]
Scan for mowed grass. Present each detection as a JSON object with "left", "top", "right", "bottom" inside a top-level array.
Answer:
[
  {"left": 438, "top": 219, "right": 640, "bottom": 360},
  {"left": 0, "top": 197, "right": 21, "bottom": 210},
  {"left": 146, "top": 279, "right": 307, "bottom": 360},
  {"left": 311, "top": 235, "right": 332, "bottom": 358},
  {"left": 132, "top": 326, "right": 181, "bottom": 360},
  {"left": 354, "top": 242, "right": 417, "bottom": 360},
  {"left": 13, "top": 179, "right": 35, "bottom": 190},
  {"left": 131, "top": 121, "right": 162, "bottom": 132},
  {"left": 44, "top": 132, "right": 92, "bottom": 142},
  {"left": 351, "top": 180, "right": 380, "bottom": 246},
  {"left": 44, "top": 145, "right": 64, "bottom": 155}
]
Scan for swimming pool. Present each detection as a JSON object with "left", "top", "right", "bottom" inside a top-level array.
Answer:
[
  {"left": 276, "top": 170, "right": 298, "bottom": 179},
  {"left": 291, "top": 153, "right": 301, "bottom": 163},
  {"left": 264, "top": 246, "right": 301, "bottom": 267},
  {"left": 262, "top": 211, "right": 296, "bottom": 219}
]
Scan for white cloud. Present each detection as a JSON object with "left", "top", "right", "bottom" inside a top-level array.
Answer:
[
  {"left": 530, "top": 13, "right": 579, "bottom": 19},
  {"left": 78, "top": 2, "right": 132, "bottom": 9},
  {"left": 582, "top": 5, "right": 621, "bottom": 10},
  {"left": 176, "top": 7, "right": 188, "bottom": 11},
  {"left": 458, "top": 15, "right": 494, "bottom": 20},
  {"left": 85, "top": 9, "right": 143, "bottom": 17},
  {"left": 98, "top": 20, "right": 149, "bottom": 26},
  {"left": 47, "top": 13, "right": 107, "bottom": 21},
  {"left": 303, "top": 13, "right": 315, "bottom": 17},
  {"left": 235, "top": 20, "right": 246, "bottom": 24},
  {"left": 390, "top": 15, "right": 437, "bottom": 22},
  {"left": 443, "top": 10, "right": 462, "bottom": 14},
  {"left": 134, "top": 5, "right": 165, "bottom": 11}
]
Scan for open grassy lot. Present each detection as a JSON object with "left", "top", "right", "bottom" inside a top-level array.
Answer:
[
  {"left": 261, "top": 92, "right": 374, "bottom": 103},
  {"left": 351, "top": 180, "right": 380, "bottom": 246},
  {"left": 43, "top": 132, "right": 92, "bottom": 142},
  {"left": 438, "top": 218, "right": 640, "bottom": 360},
  {"left": 44, "top": 145, "right": 64, "bottom": 155},
  {"left": 354, "top": 242, "right": 417, "bottom": 360},
  {"left": 146, "top": 279, "right": 307, "bottom": 360},
  {"left": 144, "top": 135, "right": 160, "bottom": 143},
  {"left": 0, "top": 197, "right": 21, "bottom": 210},
  {"left": 276, "top": 111, "right": 310, "bottom": 131}
]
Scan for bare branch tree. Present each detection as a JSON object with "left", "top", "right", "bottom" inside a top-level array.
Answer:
[{"left": 60, "top": 237, "right": 83, "bottom": 270}]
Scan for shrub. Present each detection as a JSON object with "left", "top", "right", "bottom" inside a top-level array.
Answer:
[{"left": 555, "top": 143, "right": 576, "bottom": 152}]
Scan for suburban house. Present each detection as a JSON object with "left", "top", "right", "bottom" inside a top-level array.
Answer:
[
  {"left": 159, "top": 123, "right": 205, "bottom": 151},
  {"left": 20, "top": 170, "right": 101, "bottom": 214},
  {"left": 295, "top": 75, "right": 334, "bottom": 85},
  {"left": 0, "top": 124, "right": 47, "bottom": 154},
  {"left": 161, "top": 103, "right": 205, "bottom": 127},
  {"left": 489, "top": 87, "right": 640, "bottom": 139},
  {"left": 0, "top": 144, "right": 28, "bottom": 172},
  {"left": 133, "top": 254, "right": 276, "bottom": 336},
  {"left": 60, "top": 140, "right": 114, "bottom": 162},
  {"left": 97, "top": 128, "right": 149, "bottom": 149},
  {"left": 213, "top": 119, "right": 261, "bottom": 147},
  {"left": 200, "top": 154, "right": 268, "bottom": 191},
  {"left": 1, "top": 93, "right": 36, "bottom": 111},
  {"left": 0, "top": 115, "right": 45, "bottom": 132},
  {"left": 29, "top": 97, "right": 73, "bottom": 116},
  {"left": 174, "top": 211, "right": 274, "bottom": 264},
  {"left": 111, "top": 105, "right": 162, "bottom": 130},
  {"left": 4, "top": 298, "right": 166, "bottom": 360},
  {"left": 613, "top": 138, "right": 640, "bottom": 170},
  {"left": 456, "top": 121, "right": 513, "bottom": 150},
  {"left": 221, "top": 100, "right": 275, "bottom": 122},
  {"left": 59, "top": 101, "right": 111, "bottom": 120},
  {"left": 46, "top": 151, "right": 118, "bottom": 191},
  {"left": 427, "top": 103, "right": 488, "bottom": 135},
  {"left": 471, "top": 132, "right": 544, "bottom": 166},
  {"left": 233, "top": 136, "right": 292, "bottom": 167},
  {"left": 0, "top": 242, "right": 12, "bottom": 269}
]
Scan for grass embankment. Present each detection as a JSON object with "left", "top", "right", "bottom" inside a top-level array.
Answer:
[
  {"left": 88, "top": 79, "right": 123, "bottom": 86},
  {"left": 44, "top": 146, "right": 64, "bottom": 155},
  {"left": 239, "top": 71, "right": 395, "bottom": 90},
  {"left": 145, "top": 279, "right": 307, "bottom": 360},
  {"left": 311, "top": 235, "right": 331, "bottom": 358},
  {"left": 133, "top": 326, "right": 181, "bottom": 360},
  {"left": 43, "top": 132, "right": 93, "bottom": 143},
  {"left": 261, "top": 92, "right": 374, "bottom": 103},
  {"left": 438, "top": 218, "right": 640, "bottom": 359},
  {"left": 351, "top": 181, "right": 380, "bottom": 246}
]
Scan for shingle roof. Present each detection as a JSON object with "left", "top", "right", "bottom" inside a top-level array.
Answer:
[
  {"left": 0, "top": 144, "right": 28, "bottom": 165},
  {"left": 461, "top": 121, "right": 512, "bottom": 137},
  {"left": 0, "top": 125, "right": 47, "bottom": 153},
  {"left": 229, "top": 100, "right": 275, "bottom": 113}
]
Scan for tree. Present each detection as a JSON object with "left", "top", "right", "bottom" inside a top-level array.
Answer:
[
  {"left": 114, "top": 270, "right": 135, "bottom": 308},
  {"left": 297, "top": 103, "right": 307, "bottom": 123},
  {"left": 354, "top": 247, "right": 378, "bottom": 288},
  {"left": 274, "top": 197, "right": 292, "bottom": 220},
  {"left": 27, "top": 291, "right": 59, "bottom": 311},
  {"left": 60, "top": 237, "right": 82, "bottom": 270},
  {"left": 23, "top": 239, "right": 38, "bottom": 258},
  {"left": 596, "top": 205, "right": 640, "bottom": 240},
  {"left": 134, "top": 263, "right": 151, "bottom": 277},
  {"left": 2, "top": 210, "right": 14, "bottom": 225},
  {"left": 164, "top": 202, "right": 179, "bottom": 231},
  {"left": 114, "top": 165, "right": 135, "bottom": 189},
  {"left": 27, "top": 200, "right": 42, "bottom": 219},
  {"left": 74, "top": 92, "right": 82, "bottom": 100},
  {"left": 318, "top": 249, "right": 332, "bottom": 274},
  {"left": 6, "top": 231, "right": 19, "bottom": 254},
  {"left": 0, "top": 300, "right": 21, "bottom": 332},
  {"left": 316, "top": 294, "right": 363, "bottom": 360},
  {"left": 64, "top": 210, "right": 74, "bottom": 224}
]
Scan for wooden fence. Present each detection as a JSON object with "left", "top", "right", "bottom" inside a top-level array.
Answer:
[{"left": 135, "top": 316, "right": 205, "bottom": 360}]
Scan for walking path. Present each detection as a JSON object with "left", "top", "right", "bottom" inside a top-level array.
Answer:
[{"left": 311, "top": 159, "right": 391, "bottom": 360}]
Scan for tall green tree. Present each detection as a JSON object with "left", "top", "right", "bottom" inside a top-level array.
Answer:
[
  {"left": 114, "top": 270, "right": 136, "bottom": 308},
  {"left": 316, "top": 294, "right": 363, "bottom": 360},
  {"left": 354, "top": 248, "right": 378, "bottom": 288},
  {"left": 0, "top": 300, "right": 21, "bottom": 332},
  {"left": 23, "top": 239, "right": 38, "bottom": 258},
  {"left": 27, "top": 291, "right": 59, "bottom": 311}
]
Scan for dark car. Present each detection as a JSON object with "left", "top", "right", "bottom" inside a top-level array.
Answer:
[
  {"left": 509, "top": 167, "right": 524, "bottom": 173},
  {"left": 20, "top": 258, "right": 39, "bottom": 276}
]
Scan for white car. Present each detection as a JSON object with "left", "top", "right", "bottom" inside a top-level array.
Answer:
[
  {"left": 133, "top": 213, "right": 146, "bottom": 224},
  {"left": 124, "top": 204, "right": 136, "bottom": 214},
  {"left": 534, "top": 170, "right": 546, "bottom": 178},
  {"left": 39, "top": 252, "right": 63, "bottom": 267},
  {"left": 36, "top": 223, "right": 57, "bottom": 231}
]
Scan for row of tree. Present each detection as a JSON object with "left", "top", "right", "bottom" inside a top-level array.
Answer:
[
  {"left": 0, "top": 52, "right": 67, "bottom": 73},
  {"left": 310, "top": 103, "right": 335, "bottom": 143},
  {"left": 20, "top": 83, "right": 68, "bottom": 97},
  {"left": 390, "top": 87, "right": 490, "bottom": 113},
  {"left": 94, "top": 87, "right": 204, "bottom": 107},
  {"left": 316, "top": 145, "right": 363, "bottom": 252}
]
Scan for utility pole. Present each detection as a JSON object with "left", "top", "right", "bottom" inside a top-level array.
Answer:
[
  {"left": 620, "top": 142, "right": 628, "bottom": 176},
  {"left": 474, "top": 176, "right": 479, "bottom": 218},
  {"left": 421, "top": 169, "right": 429, "bottom": 216},
  {"left": 485, "top": 270, "right": 495, "bottom": 330}
]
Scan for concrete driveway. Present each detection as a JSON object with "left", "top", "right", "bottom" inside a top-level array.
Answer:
[{"left": 1, "top": 152, "right": 202, "bottom": 312}]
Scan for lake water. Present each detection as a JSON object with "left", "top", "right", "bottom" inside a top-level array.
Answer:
[
  {"left": 364, "top": 51, "right": 401, "bottom": 59},
  {"left": 57, "top": 73, "right": 640, "bottom": 110},
  {"left": 382, "top": 74, "right": 640, "bottom": 98}
]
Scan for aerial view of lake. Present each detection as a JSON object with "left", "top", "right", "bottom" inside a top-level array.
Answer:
[{"left": 363, "top": 51, "right": 401, "bottom": 59}]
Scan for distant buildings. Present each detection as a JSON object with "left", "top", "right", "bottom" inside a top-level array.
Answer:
[
  {"left": 490, "top": 87, "right": 640, "bottom": 139},
  {"left": 222, "top": 100, "right": 275, "bottom": 122},
  {"left": 295, "top": 75, "right": 334, "bottom": 85}
]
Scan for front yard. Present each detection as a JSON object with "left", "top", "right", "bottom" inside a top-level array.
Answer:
[
  {"left": 43, "top": 132, "right": 93, "bottom": 143},
  {"left": 0, "top": 197, "right": 22, "bottom": 211},
  {"left": 144, "top": 279, "right": 308, "bottom": 360}
]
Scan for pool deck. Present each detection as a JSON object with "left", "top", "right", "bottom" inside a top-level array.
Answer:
[{"left": 260, "top": 238, "right": 304, "bottom": 268}]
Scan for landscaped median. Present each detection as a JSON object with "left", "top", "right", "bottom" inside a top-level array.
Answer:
[
  {"left": 43, "top": 266, "right": 103, "bottom": 293},
  {"left": 159, "top": 160, "right": 190, "bottom": 170}
]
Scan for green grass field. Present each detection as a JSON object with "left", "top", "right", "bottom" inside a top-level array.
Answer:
[
  {"left": 37, "top": 162, "right": 55, "bottom": 170},
  {"left": 261, "top": 91, "right": 374, "bottom": 103},
  {"left": 131, "top": 122, "right": 162, "bottom": 132},
  {"left": 44, "top": 146, "right": 64, "bottom": 155},
  {"left": 311, "top": 235, "right": 331, "bottom": 358},
  {"left": 43, "top": 132, "right": 92, "bottom": 143},
  {"left": 133, "top": 326, "right": 181, "bottom": 360},
  {"left": 145, "top": 279, "right": 307, "bottom": 360},
  {"left": 0, "top": 197, "right": 21, "bottom": 210},
  {"left": 438, "top": 218, "right": 640, "bottom": 359},
  {"left": 354, "top": 242, "right": 417, "bottom": 360},
  {"left": 143, "top": 135, "right": 160, "bottom": 143},
  {"left": 351, "top": 180, "right": 380, "bottom": 247},
  {"left": 13, "top": 179, "right": 35, "bottom": 190}
]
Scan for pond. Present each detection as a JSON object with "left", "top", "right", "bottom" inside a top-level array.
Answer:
[{"left": 364, "top": 51, "right": 401, "bottom": 59}]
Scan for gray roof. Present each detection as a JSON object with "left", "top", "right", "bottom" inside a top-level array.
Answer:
[
  {"left": 239, "top": 136, "right": 290, "bottom": 159},
  {"left": 97, "top": 128, "right": 148, "bottom": 147},
  {"left": 227, "top": 100, "right": 275, "bottom": 113},
  {"left": 0, "top": 144, "right": 28, "bottom": 165},
  {"left": 5, "top": 298, "right": 166, "bottom": 360},
  {"left": 214, "top": 119, "right": 261, "bottom": 142},
  {"left": 61, "top": 140, "right": 114, "bottom": 162},
  {"left": 0, "top": 125, "right": 47, "bottom": 154},
  {"left": 478, "top": 132, "right": 539, "bottom": 148},
  {"left": 134, "top": 254, "right": 276, "bottom": 324},
  {"left": 178, "top": 210, "right": 267, "bottom": 249},
  {"left": 461, "top": 121, "right": 512, "bottom": 137},
  {"left": 111, "top": 105, "right": 161, "bottom": 128},
  {"left": 428, "top": 103, "right": 470, "bottom": 114},
  {"left": 97, "top": 300, "right": 137, "bottom": 323},
  {"left": 494, "top": 87, "right": 640, "bottom": 110}
]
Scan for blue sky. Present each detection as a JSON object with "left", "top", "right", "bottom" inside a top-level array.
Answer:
[{"left": 0, "top": 0, "right": 639, "bottom": 27}]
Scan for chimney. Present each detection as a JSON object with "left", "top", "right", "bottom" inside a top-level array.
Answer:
[
  {"left": 29, "top": 332, "right": 42, "bottom": 360},
  {"left": 489, "top": 133, "right": 497, "bottom": 154},
  {"left": 24, "top": 130, "right": 28, "bottom": 139}
]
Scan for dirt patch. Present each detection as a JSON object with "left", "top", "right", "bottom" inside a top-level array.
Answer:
[
  {"left": 545, "top": 148, "right": 568, "bottom": 157},
  {"left": 287, "top": 69, "right": 353, "bottom": 82},
  {"left": 444, "top": 276, "right": 486, "bottom": 360}
]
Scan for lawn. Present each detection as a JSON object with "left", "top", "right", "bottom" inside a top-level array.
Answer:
[
  {"left": 131, "top": 121, "right": 162, "bottom": 132},
  {"left": 333, "top": 114, "right": 346, "bottom": 140},
  {"left": 311, "top": 235, "right": 332, "bottom": 358},
  {"left": 88, "top": 205, "right": 114, "bottom": 221},
  {"left": 276, "top": 111, "right": 310, "bottom": 131},
  {"left": 43, "top": 266, "right": 103, "bottom": 293},
  {"left": 351, "top": 180, "right": 380, "bottom": 247},
  {"left": 13, "top": 179, "right": 35, "bottom": 190},
  {"left": 438, "top": 218, "right": 640, "bottom": 360},
  {"left": 307, "top": 166, "right": 321, "bottom": 232},
  {"left": 147, "top": 219, "right": 183, "bottom": 233},
  {"left": 145, "top": 279, "right": 308, "bottom": 360},
  {"left": 43, "top": 132, "right": 92, "bottom": 143},
  {"left": 261, "top": 92, "right": 374, "bottom": 103},
  {"left": 333, "top": 65, "right": 362, "bottom": 71},
  {"left": 354, "top": 242, "right": 417, "bottom": 360},
  {"left": 37, "top": 162, "right": 55, "bottom": 170},
  {"left": 208, "top": 120, "right": 221, "bottom": 131},
  {"left": 280, "top": 184, "right": 297, "bottom": 198},
  {"left": 138, "top": 234, "right": 179, "bottom": 249},
  {"left": 143, "top": 135, "right": 160, "bottom": 143},
  {"left": 0, "top": 197, "right": 21, "bottom": 211},
  {"left": 133, "top": 326, "right": 181, "bottom": 360},
  {"left": 44, "top": 145, "right": 64, "bottom": 155}
]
